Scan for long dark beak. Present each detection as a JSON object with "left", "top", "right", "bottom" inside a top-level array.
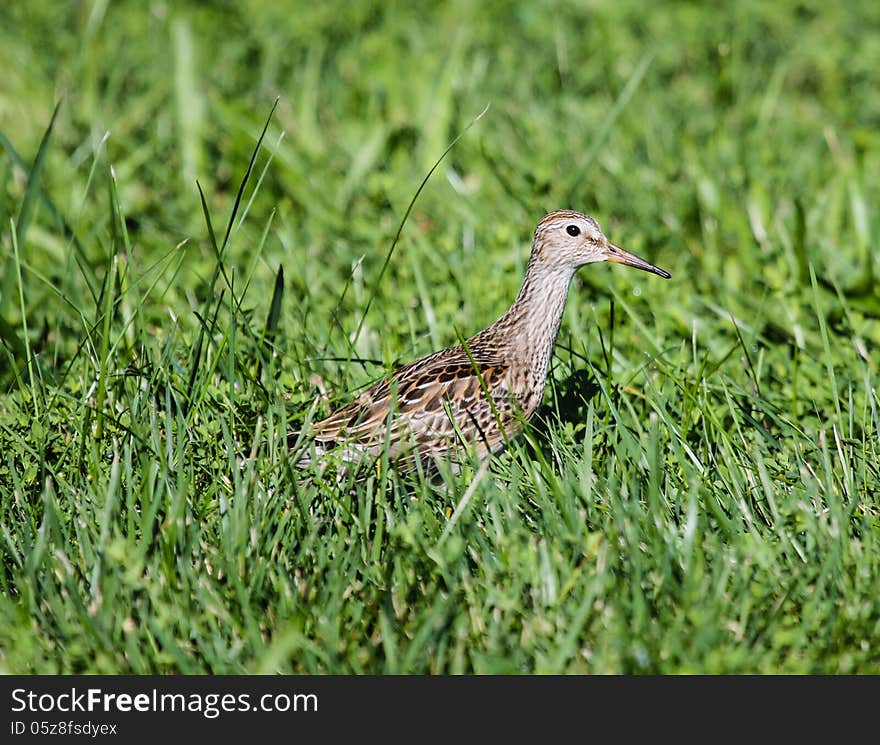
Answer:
[{"left": 603, "top": 243, "right": 671, "bottom": 279}]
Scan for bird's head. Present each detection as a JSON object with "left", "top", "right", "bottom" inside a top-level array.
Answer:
[{"left": 532, "top": 209, "right": 671, "bottom": 279}]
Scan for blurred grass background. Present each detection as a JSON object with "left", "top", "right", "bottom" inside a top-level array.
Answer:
[{"left": 0, "top": 0, "right": 878, "bottom": 673}]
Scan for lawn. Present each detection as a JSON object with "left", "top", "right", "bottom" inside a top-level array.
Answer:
[{"left": 0, "top": 0, "right": 878, "bottom": 673}]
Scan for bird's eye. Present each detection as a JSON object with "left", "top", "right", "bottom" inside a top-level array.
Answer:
[{"left": 566, "top": 224, "right": 581, "bottom": 237}]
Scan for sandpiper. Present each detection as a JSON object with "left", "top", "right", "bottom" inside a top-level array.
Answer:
[{"left": 296, "top": 210, "right": 670, "bottom": 470}]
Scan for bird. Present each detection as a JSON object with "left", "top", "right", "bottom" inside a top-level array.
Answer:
[{"left": 295, "top": 209, "right": 670, "bottom": 472}]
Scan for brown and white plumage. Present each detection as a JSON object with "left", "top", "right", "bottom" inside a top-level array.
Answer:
[{"left": 296, "top": 209, "right": 670, "bottom": 470}]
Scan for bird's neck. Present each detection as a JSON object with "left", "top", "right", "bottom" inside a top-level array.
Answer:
[{"left": 492, "top": 258, "right": 576, "bottom": 373}]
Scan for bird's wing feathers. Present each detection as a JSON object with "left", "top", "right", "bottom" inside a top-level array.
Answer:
[{"left": 309, "top": 346, "right": 519, "bottom": 460}]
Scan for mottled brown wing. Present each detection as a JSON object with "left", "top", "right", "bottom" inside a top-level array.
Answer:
[{"left": 309, "top": 346, "right": 520, "bottom": 461}]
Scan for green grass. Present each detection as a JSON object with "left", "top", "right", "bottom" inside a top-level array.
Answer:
[{"left": 1, "top": 0, "right": 879, "bottom": 673}]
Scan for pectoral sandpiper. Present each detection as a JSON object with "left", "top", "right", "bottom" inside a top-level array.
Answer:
[{"left": 296, "top": 210, "right": 670, "bottom": 471}]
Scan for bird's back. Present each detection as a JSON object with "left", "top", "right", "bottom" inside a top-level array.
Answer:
[{"left": 301, "top": 334, "right": 537, "bottom": 467}]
